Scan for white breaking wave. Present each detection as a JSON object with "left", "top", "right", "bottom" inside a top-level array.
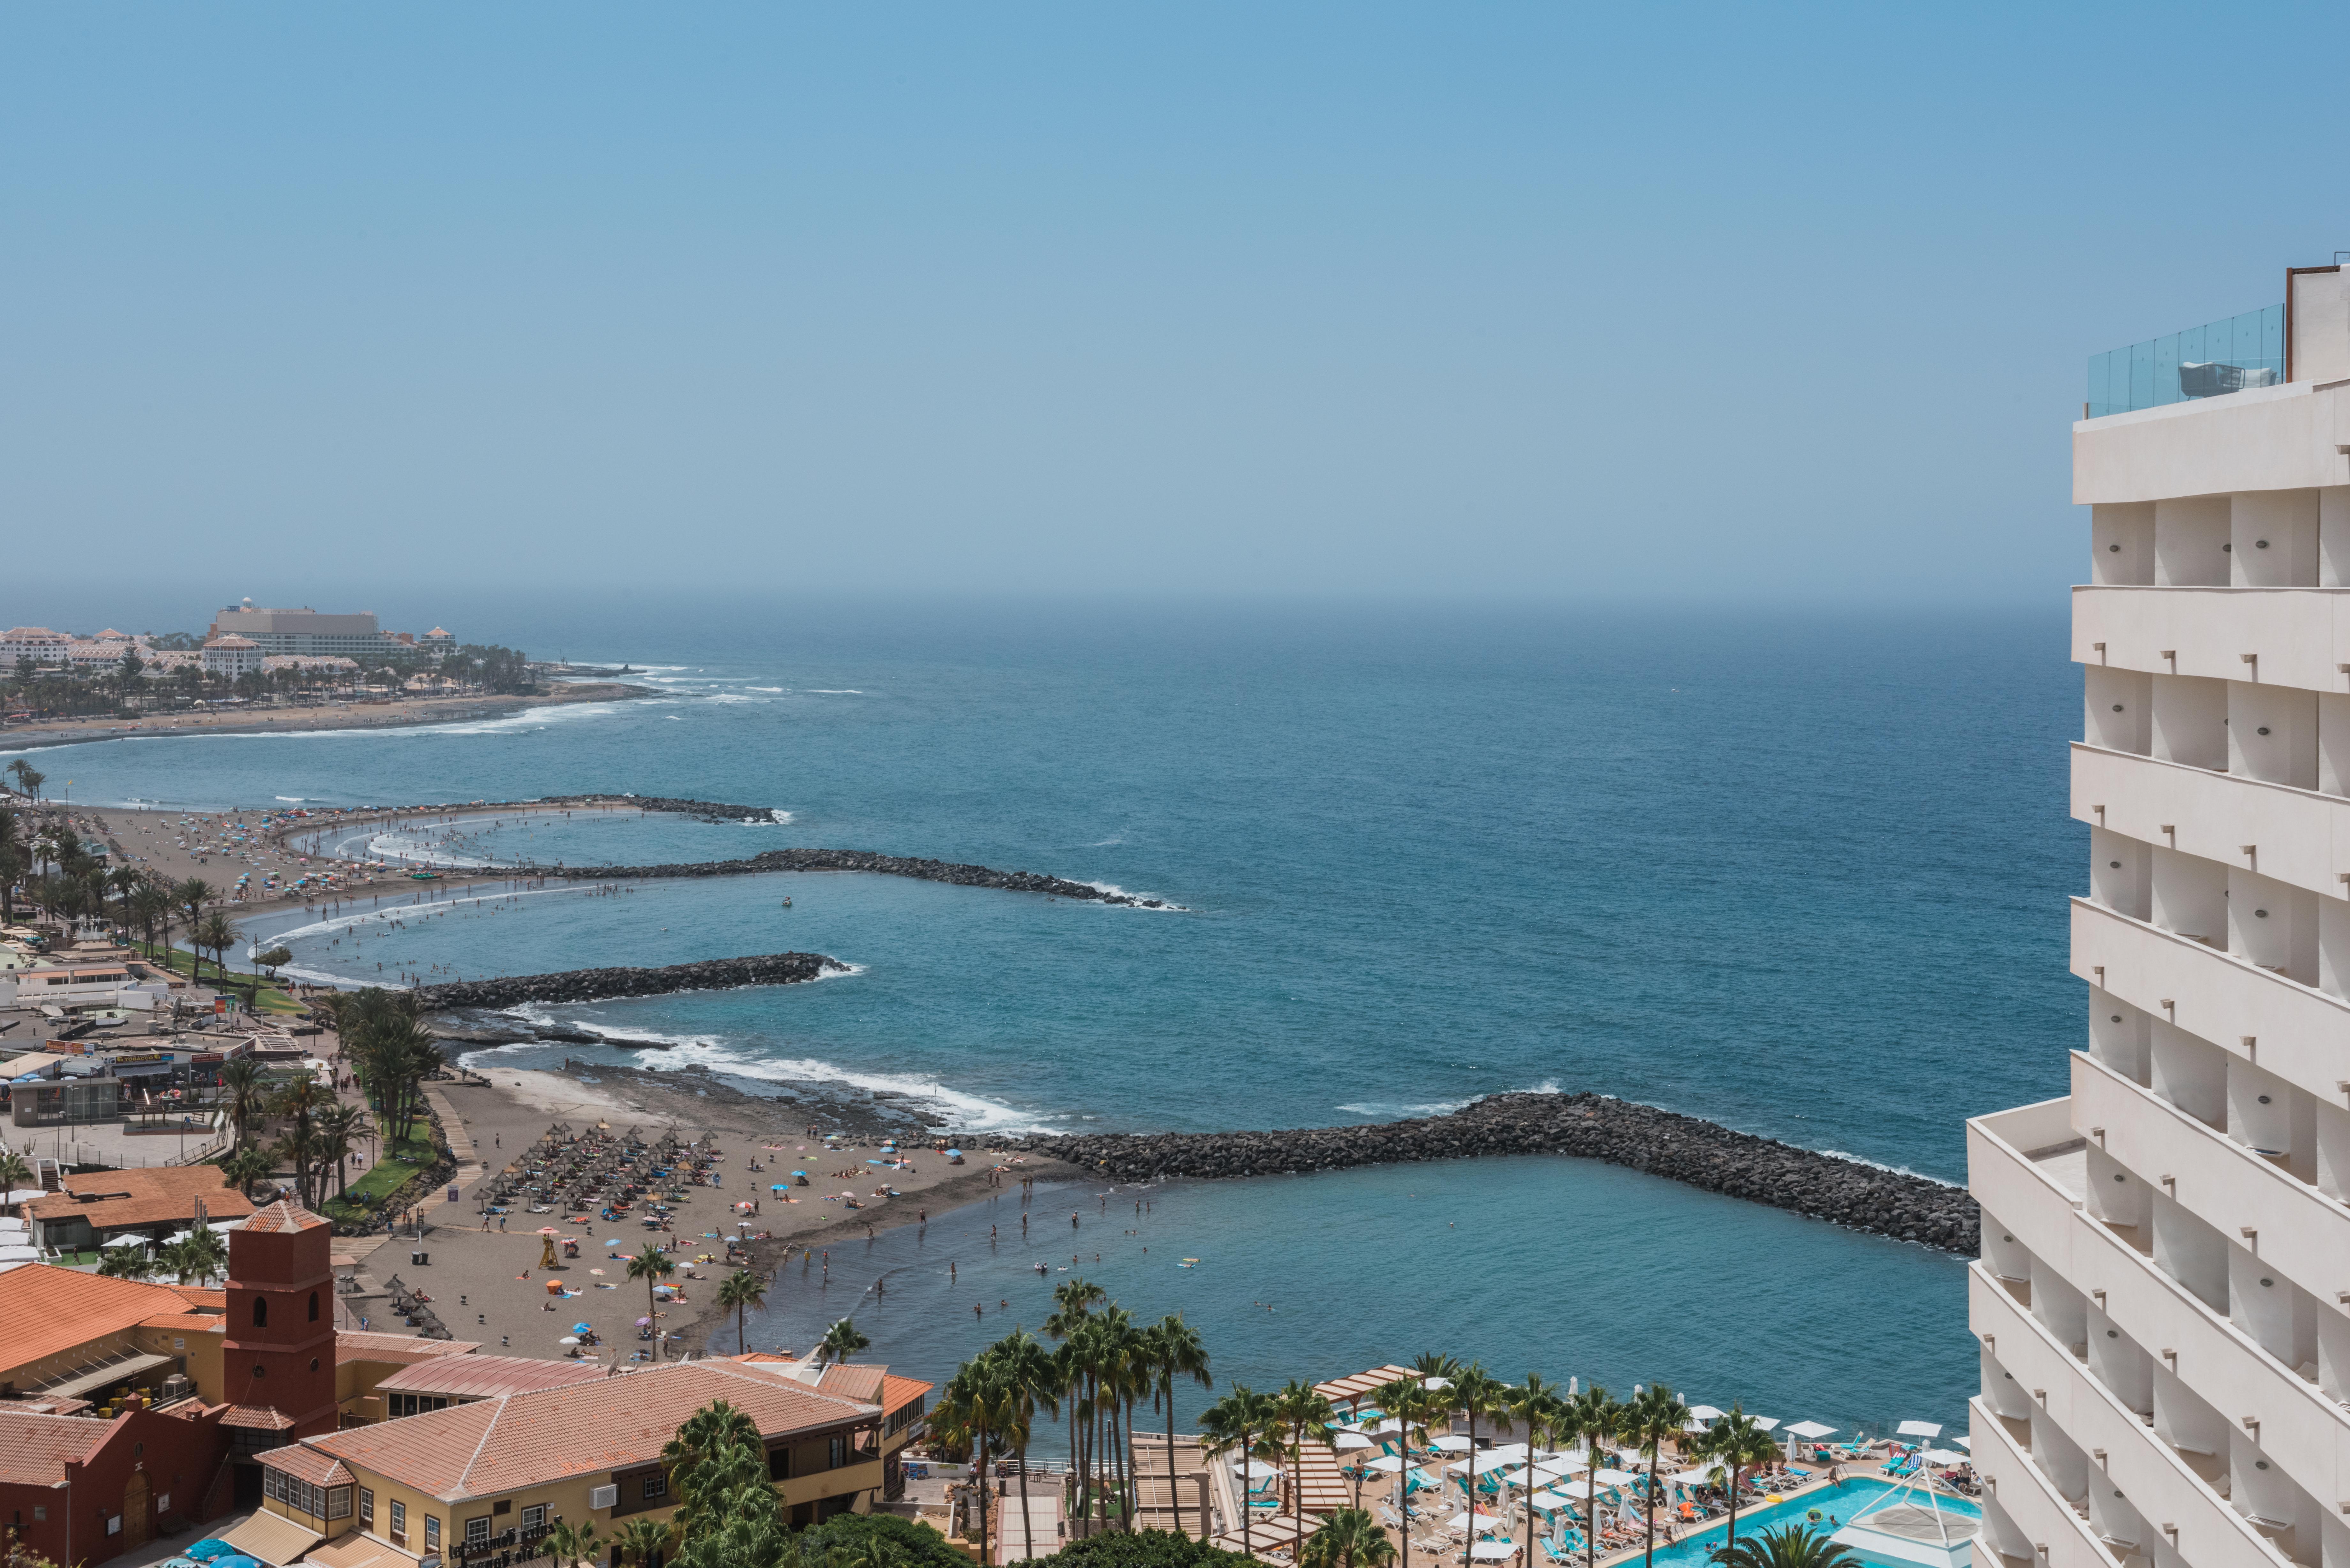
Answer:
[
  {"left": 276, "top": 796, "right": 306, "bottom": 803},
  {"left": 1820, "top": 1150, "right": 1963, "bottom": 1187},
  {"left": 1082, "top": 881, "right": 1189, "bottom": 912},
  {"left": 746, "top": 687, "right": 785, "bottom": 693},
  {"left": 804, "top": 689, "right": 864, "bottom": 695}
]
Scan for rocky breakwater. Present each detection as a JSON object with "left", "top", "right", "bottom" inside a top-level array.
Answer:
[
  {"left": 995, "top": 1091, "right": 1978, "bottom": 1253},
  {"left": 414, "top": 950, "right": 847, "bottom": 1010},
  {"left": 528, "top": 847, "right": 1176, "bottom": 908},
  {"left": 545, "top": 793, "right": 784, "bottom": 823}
]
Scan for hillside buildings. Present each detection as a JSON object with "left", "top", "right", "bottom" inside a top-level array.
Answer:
[
  {"left": 204, "top": 604, "right": 454, "bottom": 658},
  {"left": 1969, "top": 265, "right": 2350, "bottom": 1568}
]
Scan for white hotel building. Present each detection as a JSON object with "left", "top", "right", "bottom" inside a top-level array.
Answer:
[{"left": 1970, "top": 267, "right": 2350, "bottom": 1568}]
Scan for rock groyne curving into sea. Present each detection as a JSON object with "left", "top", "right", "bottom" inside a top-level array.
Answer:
[
  {"left": 993, "top": 1091, "right": 1978, "bottom": 1252},
  {"left": 414, "top": 950, "right": 846, "bottom": 1010},
  {"left": 523, "top": 847, "right": 1171, "bottom": 907}
]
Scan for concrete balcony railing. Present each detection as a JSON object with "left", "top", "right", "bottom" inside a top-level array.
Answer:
[
  {"left": 2070, "top": 897, "right": 2350, "bottom": 1117},
  {"left": 2070, "top": 743, "right": 2350, "bottom": 902},
  {"left": 1966, "top": 1394, "right": 2120, "bottom": 1568},
  {"left": 2073, "top": 376, "right": 2350, "bottom": 503},
  {"left": 1969, "top": 1107, "right": 2350, "bottom": 1516},
  {"left": 2071, "top": 1050, "right": 2350, "bottom": 1316},
  {"left": 1969, "top": 1263, "right": 2284, "bottom": 1568},
  {"left": 2073, "top": 586, "right": 2350, "bottom": 694}
]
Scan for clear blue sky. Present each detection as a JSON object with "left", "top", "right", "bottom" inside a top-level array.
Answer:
[{"left": 5, "top": 4, "right": 2347, "bottom": 616}]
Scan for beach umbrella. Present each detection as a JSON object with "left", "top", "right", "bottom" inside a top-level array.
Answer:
[
  {"left": 1896, "top": 1420, "right": 1943, "bottom": 1439},
  {"left": 1750, "top": 1416, "right": 1781, "bottom": 1431},
  {"left": 1334, "top": 1433, "right": 1374, "bottom": 1451},
  {"left": 537, "top": 1227, "right": 561, "bottom": 1236},
  {"left": 1919, "top": 1449, "right": 1967, "bottom": 1466},
  {"left": 1785, "top": 1421, "right": 1837, "bottom": 1440},
  {"left": 103, "top": 1235, "right": 148, "bottom": 1249},
  {"left": 1686, "top": 1405, "right": 1725, "bottom": 1422},
  {"left": 1423, "top": 1375, "right": 1452, "bottom": 1391},
  {"left": 1432, "top": 1435, "right": 1472, "bottom": 1452},
  {"left": 214, "top": 1556, "right": 263, "bottom": 1568},
  {"left": 182, "top": 1541, "right": 233, "bottom": 1561},
  {"left": 637, "top": 1315, "right": 653, "bottom": 1326},
  {"left": 572, "top": 1322, "right": 593, "bottom": 1333},
  {"left": 1469, "top": 1544, "right": 1518, "bottom": 1560},
  {"left": 1949, "top": 1436, "right": 1972, "bottom": 1451},
  {"left": 605, "top": 1238, "right": 623, "bottom": 1247},
  {"left": 1365, "top": 1457, "right": 1406, "bottom": 1474}
]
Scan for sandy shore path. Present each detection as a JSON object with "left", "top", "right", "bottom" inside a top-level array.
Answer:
[{"left": 0, "top": 680, "right": 645, "bottom": 753}]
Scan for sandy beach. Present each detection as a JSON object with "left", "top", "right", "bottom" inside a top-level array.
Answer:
[{"left": 346, "top": 1057, "right": 1080, "bottom": 1362}]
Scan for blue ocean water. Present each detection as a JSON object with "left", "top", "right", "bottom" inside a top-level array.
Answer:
[{"left": 6, "top": 599, "right": 2080, "bottom": 1433}]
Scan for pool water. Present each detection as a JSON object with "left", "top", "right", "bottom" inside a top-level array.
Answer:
[{"left": 1593, "top": 1477, "right": 1979, "bottom": 1568}]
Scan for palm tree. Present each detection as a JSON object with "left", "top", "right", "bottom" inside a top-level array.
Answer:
[
  {"left": 627, "top": 1243, "right": 677, "bottom": 1360},
  {"left": 315, "top": 1103, "right": 368, "bottom": 1201},
  {"left": 1272, "top": 1379, "right": 1337, "bottom": 1546},
  {"left": 614, "top": 1517, "right": 672, "bottom": 1568},
  {"left": 715, "top": 1269, "right": 768, "bottom": 1355},
  {"left": 1372, "top": 1374, "right": 1445, "bottom": 1568},
  {"left": 0, "top": 1150, "right": 31, "bottom": 1214},
  {"left": 1198, "top": 1384, "right": 1281, "bottom": 1560},
  {"left": 936, "top": 1360, "right": 1009, "bottom": 1566},
  {"left": 218, "top": 1059, "right": 268, "bottom": 1148},
  {"left": 99, "top": 1246, "right": 156, "bottom": 1280},
  {"left": 174, "top": 879, "right": 215, "bottom": 978},
  {"left": 1509, "top": 1375, "right": 1564, "bottom": 1566},
  {"left": 1141, "top": 1315, "right": 1213, "bottom": 1540},
  {"left": 5, "top": 760, "right": 42, "bottom": 802},
  {"left": 274, "top": 1073, "right": 326, "bottom": 1205},
  {"left": 1692, "top": 1410, "right": 1781, "bottom": 1556},
  {"left": 1449, "top": 1364, "right": 1508, "bottom": 1521},
  {"left": 817, "top": 1317, "right": 870, "bottom": 1365},
  {"left": 160, "top": 1227, "right": 229, "bottom": 1287},
  {"left": 1558, "top": 1387, "right": 1623, "bottom": 1568},
  {"left": 989, "top": 1332, "right": 1062, "bottom": 1564},
  {"left": 547, "top": 1518, "right": 601, "bottom": 1568},
  {"left": 1708, "top": 1526, "right": 1860, "bottom": 1568},
  {"left": 1625, "top": 1384, "right": 1692, "bottom": 1568},
  {"left": 197, "top": 911, "right": 238, "bottom": 994},
  {"left": 220, "top": 1143, "right": 276, "bottom": 1202},
  {"left": 1302, "top": 1508, "right": 1397, "bottom": 1568}
]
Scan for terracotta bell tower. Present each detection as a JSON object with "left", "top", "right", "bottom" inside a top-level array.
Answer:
[{"left": 223, "top": 1199, "right": 339, "bottom": 1437}]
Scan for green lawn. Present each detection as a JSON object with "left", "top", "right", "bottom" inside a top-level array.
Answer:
[{"left": 138, "top": 942, "right": 307, "bottom": 1014}]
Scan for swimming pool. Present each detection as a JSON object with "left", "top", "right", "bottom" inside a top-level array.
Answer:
[{"left": 1574, "top": 1478, "right": 1979, "bottom": 1568}]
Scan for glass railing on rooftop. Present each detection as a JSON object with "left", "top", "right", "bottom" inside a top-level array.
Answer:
[{"left": 2085, "top": 303, "right": 2283, "bottom": 417}]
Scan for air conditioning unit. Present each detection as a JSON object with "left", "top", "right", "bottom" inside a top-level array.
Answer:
[{"left": 588, "top": 1486, "right": 618, "bottom": 1511}]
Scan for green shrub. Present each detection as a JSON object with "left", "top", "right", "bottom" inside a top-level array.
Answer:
[
  {"left": 794, "top": 1511, "right": 972, "bottom": 1568},
  {"left": 1031, "top": 1531, "right": 1257, "bottom": 1568}
]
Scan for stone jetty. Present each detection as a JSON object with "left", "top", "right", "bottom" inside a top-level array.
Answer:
[
  {"left": 992, "top": 1090, "right": 1978, "bottom": 1252},
  {"left": 524, "top": 847, "right": 1171, "bottom": 907},
  {"left": 414, "top": 950, "right": 845, "bottom": 1010}
]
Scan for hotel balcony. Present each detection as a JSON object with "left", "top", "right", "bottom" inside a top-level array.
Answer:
[
  {"left": 1969, "top": 1104, "right": 2350, "bottom": 1519},
  {"left": 2073, "top": 588, "right": 2350, "bottom": 696},
  {"left": 2068, "top": 743, "right": 2350, "bottom": 905},
  {"left": 2074, "top": 271, "right": 2350, "bottom": 504},
  {"left": 2070, "top": 1051, "right": 2350, "bottom": 1326},
  {"left": 1969, "top": 1265, "right": 2279, "bottom": 1568},
  {"left": 2069, "top": 898, "right": 2350, "bottom": 1119},
  {"left": 1967, "top": 1393, "right": 2122, "bottom": 1568}
]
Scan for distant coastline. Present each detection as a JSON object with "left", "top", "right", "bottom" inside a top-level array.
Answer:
[{"left": 0, "top": 678, "right": 652, "bottom": 753}]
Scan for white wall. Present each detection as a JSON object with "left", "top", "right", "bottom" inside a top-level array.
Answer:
[
  {"left": 2228, "top": 681, "right": 2318, "bottom": 788},
  {"left": 2153, "top": 674, "right": 2228, "bottom": 770},
  {"left": 2095, "top": 501, "right": 2156, "bottom": 584},
  {"left": 2156, "top": 496, "right": 2233, "bottom": 587},
  {"left": 2085, "top": 666, "right": 2152, "bottom": 753},
  {"left": 2232, "top": 490, "right": 2320, "bottom": 587}
]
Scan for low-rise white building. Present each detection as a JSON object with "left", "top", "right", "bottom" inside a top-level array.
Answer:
[
  {"left": 200, "top": 634, "right": 264, "bottom": 677},
  {"left": 0, "top": 628, "right": 72, "bottom": 666}
]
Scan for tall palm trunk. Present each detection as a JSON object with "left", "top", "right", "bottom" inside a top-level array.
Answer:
[
  {"left": 1165, "top": 1381, "right": 1185, "bottom": 1540},
  {"left": 1642, "top": 1446, "right": 1658, "bottom": 1568},
  {"left": 1725, "top": 1462, "right": 1744, "bottom": 1553},
  {"left": 1584, "top": 1467, "right": 1599, "bottom": 1568},
  {"left": 974, "top": 1428, "right": 991, "bottom": 1568},
  {"left": 1121, "top": 1394, "right": 1137, "bottom": 1529},
  {"left": 1018, "top": 1438, "right": 1035, "bottom": 1564}
]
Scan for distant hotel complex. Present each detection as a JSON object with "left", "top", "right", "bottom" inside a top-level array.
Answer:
[
  {"left": 1969, "top": 264, "right": 2350, "bottom": 1568},
  {"left": 3, "top": 601, "right": 455, "bottom": 680}
]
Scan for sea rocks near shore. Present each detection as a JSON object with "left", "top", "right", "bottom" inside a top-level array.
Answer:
[
  {"left": 527, "top": 846, "right": 1173, "bottom": 907},
  {"left": 414, "top": 950, "right": 845, "bottom": 1010},
  {"left": 990, "top": 1090, "right": 1979, "bottom": 1253}
]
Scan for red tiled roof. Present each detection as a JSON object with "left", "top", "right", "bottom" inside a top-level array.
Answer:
[
  {"left": 242, "top": 1199, "right": 329, "bottom": 1234},
  {"left": 23, "top": 1168, "right": 257, "bottom": 1234},
  {"left": 263, "top": 1445, "right": 357, "bottom": 1487},
  {"left": 881, "top": 1374, "right": 932, "bottom": 1416},
  {"left": 307, "top": 1359, "right": 879, "bottom": 1501},
  {"left": 375, "top": 1354, "right": 612, "bottom": 1400},
  {"left": 815, "top": 1364, "right": 884, "bottom": 1403},
  {"left": 221, "top": 1404, "right": 297, "bottom": 1431},
  {"left": 0, "top": 1407, "right": 111, "bottom": 1484},
  {"left": 336, "top": 1331, "right": 482, "bottom": 1363},
  {"left": 0, "top": 1265, "right": 222, "bottom": 1375}
]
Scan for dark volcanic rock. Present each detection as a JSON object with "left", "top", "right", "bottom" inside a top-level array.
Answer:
[
  {"left": 414, "top": 951, "right": 845, "bottom": 1010},
  {"left": 981, "top": 1091, "right": 1980, "bottom": 1254},
  {"left": 526, "top": 847, "right": 1171, "bottom": 908}
]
